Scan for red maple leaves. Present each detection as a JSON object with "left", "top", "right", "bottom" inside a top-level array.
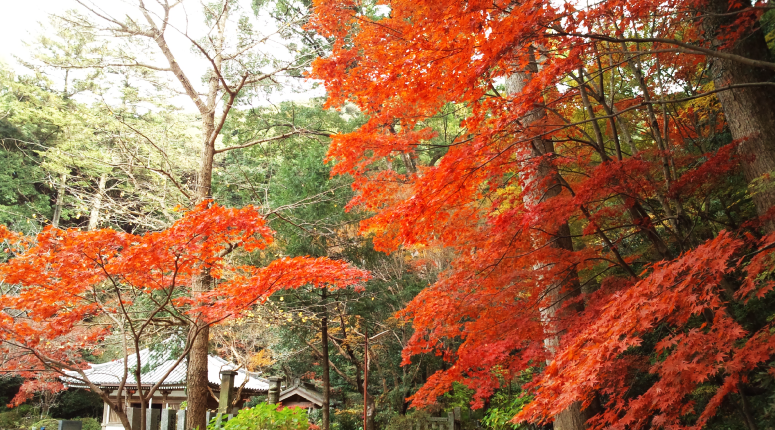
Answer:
[
  {"left": 0, "top": 202, "right": 369, "bottom": 405},
  {"left": 308, "top": 0, "right": 775, "bottom": 427}
]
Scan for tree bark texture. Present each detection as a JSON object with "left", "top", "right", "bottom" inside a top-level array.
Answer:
[
  {"left": 52, "top": 173, "right": 66, "bottom": 229},
  {"left": 505, "top": 55, "right": 588, "bottom": 430},
  {"left": 88, "top": 173, "right": 107, "bottom": 231},
  {"left": 704, "top": 0, "right": 775, "bottom": 225},
  {"left": 366, "top": 395, "right": 376, "bottom": 430},
  {"left": 185, "top": 118, "right": 216, "bottom": 430},
  {"left": 185, "top": 6, "right": 227, "bottom": 429},
  {"left": 321, "top": 287, "right": 331, "bottom": 430}
]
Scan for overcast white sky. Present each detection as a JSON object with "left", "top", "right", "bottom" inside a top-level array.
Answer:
[
  {"left": 1, "top": 0, "right": 324, "bottom": 109},
  {"left": 1, "top": 0, "right": 71, "bottom": 65}
]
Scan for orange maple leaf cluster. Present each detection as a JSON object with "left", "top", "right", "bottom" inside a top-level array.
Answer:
[{"left": 308, "top": 0, "right": 775, "bottom": 427}]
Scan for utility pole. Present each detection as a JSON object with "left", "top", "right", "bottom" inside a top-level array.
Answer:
[{"left": 363, "top": 323, "right": 368, "bottom": 430}]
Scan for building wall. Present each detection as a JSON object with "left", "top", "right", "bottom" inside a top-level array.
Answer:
[{"left": 101, "top": 389, "right": 187, "bottom": 429}]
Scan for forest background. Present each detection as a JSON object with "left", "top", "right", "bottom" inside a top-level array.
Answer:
[{"left": 2, "top": 0, "right": 775, "bottom": 430}]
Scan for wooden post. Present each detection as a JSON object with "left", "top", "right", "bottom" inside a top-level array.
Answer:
[{"left": 363, "top": 324, "right": 368, "bottom": 430}]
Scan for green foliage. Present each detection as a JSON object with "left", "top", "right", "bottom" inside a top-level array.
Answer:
[
  {"left": 0, "top": 378, "right": 22, "bottom": 413},
  {"left": 30, "top": 418, "right": 58, "bottom": 430},
  {"left": 72, "top": 418, "right": 99, "bottom": 430},
  {"left": 479, "top": 390, "right": 532, "bottom": 430},
  {"left": 0, "top": 66, "right": 63, "bottom": 232},
  {"left": 209, "top": 403, "right": 309, "bottom": 430},
  {"left": 383, "top": 411, "right": 431, "bottom": 430},
  {"left": 330, "top": 409, "right": 360, "bottom": 430},
  {"left": 49, "top": 390, "right": 101, "bottom": 420},
  {"left": 0, "top": 410, "right": 24, "bottom": 430}
]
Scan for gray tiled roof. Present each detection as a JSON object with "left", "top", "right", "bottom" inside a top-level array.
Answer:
[
  {"left": 279, "top": 381, "right": 325, "bottom": 406},
  {"left": 63, "top": 349, "right": 269, "bottom": 393}
]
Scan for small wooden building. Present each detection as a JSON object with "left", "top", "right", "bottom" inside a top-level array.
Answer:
[
  {"left": 278, "top": 379, "right": 324, "bottom": 410},
  {"left": 63, "top": 349, "right": 268, "bottom": 430}
]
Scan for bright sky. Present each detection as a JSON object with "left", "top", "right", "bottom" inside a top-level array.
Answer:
[
  {"left": 0, "top": 0, "right": 71, "bottom": 65},
  {"left": 1, "top": 0, "right": 324, "bottom": 109}
]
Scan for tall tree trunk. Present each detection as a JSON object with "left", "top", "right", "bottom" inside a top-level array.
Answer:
[
  {"left": 52, "top": 173, "right": 66, "bottom": 228},
  {"left": 88, "top": 173, "right": 107, "bottom": 231},
  {"left": 366, "top": 395, "right": 376, "bottom": 430},
  {"left": 186, "top": 115, "right": 217, "bottom": 430},
  {"left": 505, "top": 53, "right": 588, "bottom": 430},
  {"left": 703, "top": 0, "right": 775, "bottom": 226},
  {"left": 186, "top": 8, "right": 226, "bottom": 428},
  {"left": 321, "top": 287, "right": 331, "bottom": 430}
]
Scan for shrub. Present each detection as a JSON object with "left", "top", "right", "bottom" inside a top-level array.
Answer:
[
  {"left": 73, "top": 417, "right": 100, "bottom": 430},
  {"left": 0, "top": 410, "right": 23, "bottom": 430},
  {"left": 30, "top": 418, "right": 58, "bottom": 430},
  {"left": 384, "top": 410, "right": 431, "bottom": 430},
  {"left": 209, "top": 403, "right": 309, "bottom": 430},
  {"left": 331, "top": 408, "right": 360, "bottom": 430},
  {"left": 50, "top": 390, "right": 102, "bottom": 419}
]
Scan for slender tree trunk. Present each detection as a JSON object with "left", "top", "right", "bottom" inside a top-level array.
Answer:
[
  {"left": 703, "top": 0, "right": 775, "bottom": 226},
  {"left": 321, "top": 287, "right": 331, "bottom": 430},
  {"left": 186, "top": 124, "right": 216, "bottom": 430},
  {"left": 506, "top": 53, "right": 588, "bottom": 430},
  {"left": 88, "top": 173, "right": 107, "bottom": 231},
  {"left": 52, "top": 173, "right": 66, "bottom": 228},
  {"left": 366, "top": 395, "right": 376, "bottom": 430},
  {"left": 186, "top": 8, "right": 226, "bottom": 427}
]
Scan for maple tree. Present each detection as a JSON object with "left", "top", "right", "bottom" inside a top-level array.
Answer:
[
  {"left": 30, "top": 1, "right": 335, "bottom": 425},
  {"left": 0, "top": 202, "right": 368, "bottom": 430},
  {"left": 308, "top": 0, "right": 775, "bottom": 428},
  {"left": 8, "top": 376, "right": 65, "bottom": 420}
]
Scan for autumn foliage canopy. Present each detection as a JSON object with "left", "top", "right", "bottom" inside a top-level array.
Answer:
[
  {"left": 307, "top": 0, "right": 775, "bottom": 427},
  {"left": 0, "top": 202, "right": 369, "bottom": 407}
]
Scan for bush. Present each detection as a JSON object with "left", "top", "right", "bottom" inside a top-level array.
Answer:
[
  {"left": 331, "top": 408, "right": 360, "bottom": 430},
  {"left": 209, "top": 403, "right": 309, "bottom": 430},
  {"left": 73, "top": 418, "right": 100, "bottom": 430},
  {"left": 50, "top": 390, "right": 102, "bottom": 419},
  {"left": 384, "top": 410, "right": 431, "bottom": 430},
  {"left": 30, "top": 418, "right": 58, "bottom": 430},
  {"left": 0, "top": 410, "right": 23, "bottom": 430}
]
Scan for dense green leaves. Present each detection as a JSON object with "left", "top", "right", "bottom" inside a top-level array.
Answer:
[{"left": 209, "top": 404, "right": 311, "bottom": 430}]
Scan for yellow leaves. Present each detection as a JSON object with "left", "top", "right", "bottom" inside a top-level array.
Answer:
[
  {"left": 249, "top": 350, "right": 275, "bottom": 370},
  {"left": 686, "top": 82, "right": 721, "bottom": 123},
  {"left": 491, "top": 184, "right": 523, "bottom": 216}
]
